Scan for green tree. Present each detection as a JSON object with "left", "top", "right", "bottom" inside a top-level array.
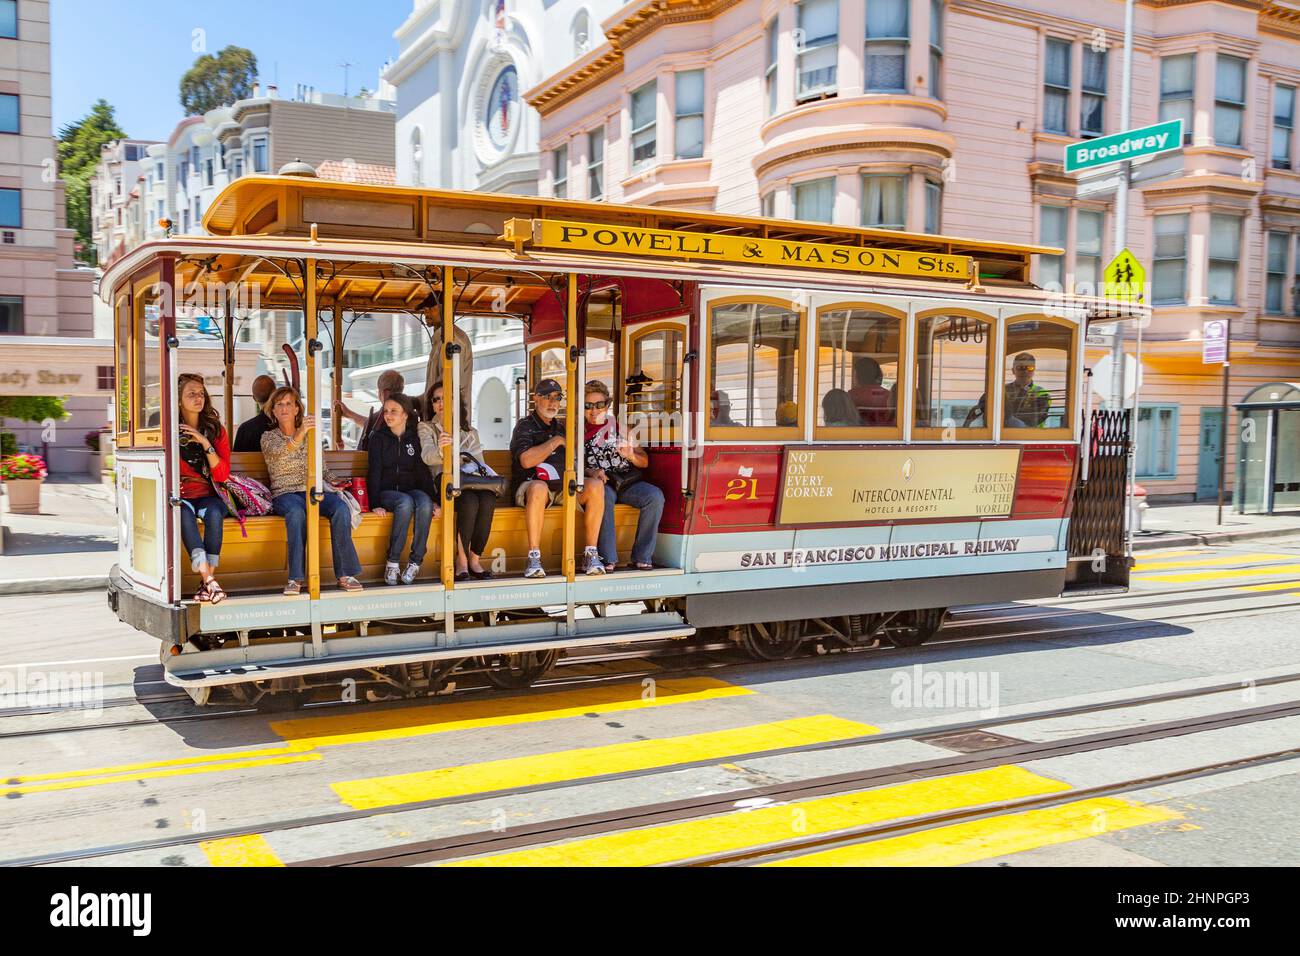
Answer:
[
  {"left": 179, "top": 46, "right": 258, "bottom": 116},
  {"left": 0, "top": 396, "right": 68, "bottom": 456},
  {"left": 56, "top": 100, "right": 126, "bottom": 267}
]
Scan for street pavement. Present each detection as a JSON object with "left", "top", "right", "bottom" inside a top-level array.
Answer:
[{"left": 0, "top": 537, "right": 1297, "bottom": 868}]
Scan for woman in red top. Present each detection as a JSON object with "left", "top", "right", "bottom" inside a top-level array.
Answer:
[{"left": 177, "top": 373, "right": 230, "bottom": 603}]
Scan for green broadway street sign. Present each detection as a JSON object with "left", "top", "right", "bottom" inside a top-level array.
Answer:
[{"left": 1064, "top": 119, "right": 1184, "bottom": 173}]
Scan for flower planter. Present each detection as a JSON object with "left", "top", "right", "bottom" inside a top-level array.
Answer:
[{"left": 4, "top": 478, "right": 41, "bottom": 515}]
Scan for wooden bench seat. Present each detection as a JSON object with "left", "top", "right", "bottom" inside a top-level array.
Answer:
[{"left": 184, "top": 451, "right": 643, "bottom": 594}]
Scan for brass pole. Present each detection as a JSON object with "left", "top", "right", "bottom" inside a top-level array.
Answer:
[
  {"left": 563, "top": 273, "right": 578, "bottom": 582},
  {"left": 304, "top": 259, "right": 321, "bottom": 600},
  {"left": 332, "top": 301, "right": 344, "bottom": 450},
  {"left": 440, "top": 266, "right": 456, "bottom": 590},
  {"left": 223, "top": 288, "right": 234, "bottom": 434}
]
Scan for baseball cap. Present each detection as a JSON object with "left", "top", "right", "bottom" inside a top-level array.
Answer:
[{"left": 534, "top": 378, "right": 563, "bottom": 397}]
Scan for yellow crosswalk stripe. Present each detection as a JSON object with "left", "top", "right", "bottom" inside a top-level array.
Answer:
[
  {"left": 766, "top": 796, "right": 1180, "bottom": 867},
  {"left": 1239, "top": 579, "right": 1300, "bottom": 593},
  {"left": 271, "top": 677, "right": 750, "bottom": 749},
  {"left": 0, "top": 753, "right": 322, "bottom": 797},
  {"left": 200, "top": 834, "right": 285, "bottom": 867},
  {"left": 1134, "top": 563, "right": 1300, "bottom": 584},
  {"left": 442, "top": 765, "right": 1072, "bottom": 867},
  {"left": 1132, "top": 552, "right": 1296, "bottom": 572},
  {"left": 332, "top": 715, "right": 878, "bottom": 810},
  {"left": 3, "top": 678, "right": 746, "bottom": 799}
]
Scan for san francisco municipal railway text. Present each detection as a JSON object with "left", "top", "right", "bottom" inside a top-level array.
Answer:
[{"left": 737, "top": 537, "right": 1027, "bottom": 567}]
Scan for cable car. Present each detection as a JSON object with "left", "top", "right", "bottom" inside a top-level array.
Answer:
[{"left": 102, "top": 170, "right": 1142, "bottom": 707}]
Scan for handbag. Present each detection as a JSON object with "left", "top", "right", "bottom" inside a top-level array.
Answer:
[
  {"left": 459, "top": 451, "right": 509, "bottom": 497},
  {"left": 608, "top": 465, "right": 644, "bottom": 494}
]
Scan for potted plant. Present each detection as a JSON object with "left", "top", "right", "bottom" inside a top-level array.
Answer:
[
  {"left": 1, "top": 453, "right": 48, "bottom": 515},
  {"left": 85, "top": 429, "right": 111, "bottom": 480}
]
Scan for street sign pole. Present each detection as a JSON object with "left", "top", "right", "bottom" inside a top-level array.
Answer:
[
  {"left": 1217, "top": 326, "right": 1231, "bottom": 526},
  {"left": 1113, "top": 0, "right": 1135, "bottom": 557},
  {"left": 1109, "top": 0, "right": 1134, "bottom": 414}
]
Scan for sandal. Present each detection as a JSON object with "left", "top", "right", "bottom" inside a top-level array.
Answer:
[
  {"left": 206, "top": 579, "right": 227, "bottom": 605},
  {"left": 337, "top": 576, "right": 364, "bottom": 592},
  {"left": 194, "top": 580, "right": 212, "bottom": 603},
  {"left": 283, "top": 579, "right": 301, "bottom": 596}
]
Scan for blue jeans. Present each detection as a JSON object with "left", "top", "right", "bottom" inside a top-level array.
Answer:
[
  {"left": 599, "top": 480, "right": 665, "bottom": 567},
  {"left": 377, "top": 488, "right": 434, "bottom": 565},
  {"left": 180, "top": 495, "right": 227, "bottom": 570},
  {"left": 272, "top": 491, "right": 361, "bottom": 582}
]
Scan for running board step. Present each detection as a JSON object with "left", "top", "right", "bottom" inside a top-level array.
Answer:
[{"left": 164, "top": 613, "right": 695, "bottom": 688}]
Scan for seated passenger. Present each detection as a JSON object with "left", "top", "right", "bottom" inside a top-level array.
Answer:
[
  {"left": 509, "top": 378, "right": 606, "bottom": 578},
  {"left": 962, "top": 352, "right": 1050, "bottom": 428},
  {"left": 418, "top": 382, "right": 496, "bottom": 581},
  {"left": 261, "top": 386, "right": 364, "bottom": 595},
  {"left": 231, "top": 374, "right": 277, "bottom": 453},
  {"left": 710, "top": 389, "right": 740, "bottom": 427},
  {"left": 776, "top": 400, "right": 799, "bottom": 428},
  {"left": 848, "top": 357, "right": 894, "bottom": 425},
  {"left": 176, "top": 372, "right": 229, "bottom": 604},
  {"left": 584, "top": 380, "right": 664, "bottom": 572},
  {"left": 368, "top": 393, "right": 439, "bottom": 586},
  {"left": 334, "top": 369, "right": 404, "bottom": 451},
  {"left": 821, "top": 388, "right": 860, "bottom": 427}
]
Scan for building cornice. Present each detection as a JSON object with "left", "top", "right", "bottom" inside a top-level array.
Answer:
[
  {"left": 526, "top": 0, "right": 746, "bottom": 116},
  {"left": 754, "top": 140, "right": 951, "bottom": 180},
  {"left": 1261, "top": 2, "right": 1300, "bottom": 38}
]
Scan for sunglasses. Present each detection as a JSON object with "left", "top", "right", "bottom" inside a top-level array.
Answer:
[
  {"left": 1014, "top": 364, "right": 1035, "bottom": 372},
  {"left": 584, "top": 400, "right": 609, "bottom": 410},
  {"left": 536, "top": 392, "right": 564, "bottom": 401}
]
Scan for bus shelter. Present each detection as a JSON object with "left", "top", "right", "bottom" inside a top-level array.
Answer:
[{"left": 1235, "top": 382, "right": 1300, "bottom": 515}]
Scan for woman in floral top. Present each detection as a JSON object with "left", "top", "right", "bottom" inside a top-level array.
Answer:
[
  {"left": 583, "top": 380, "right": 664, "bottom": 571},
  {"left": 261, "top": 386, "right": 364, "bottom": 595}
]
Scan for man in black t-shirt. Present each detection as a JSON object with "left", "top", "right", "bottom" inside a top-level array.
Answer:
[
  {"left": 509, "top": 378, "right": 606, "bottom": 577},
  {"left": 232, "top": 375, "right": 277, "bottom": 453}
]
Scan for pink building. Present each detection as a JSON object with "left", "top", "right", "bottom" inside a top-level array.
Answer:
[{"left": 529, "top": 0, "right": 1300, "bottom": 501}]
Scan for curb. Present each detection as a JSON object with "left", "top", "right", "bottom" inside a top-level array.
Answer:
[
  {"left": 0, "top": 575, "right": 109, "bottom": 596},
  {"left": 1132, "top": 524, "right": 1300, "bottom": 552}
]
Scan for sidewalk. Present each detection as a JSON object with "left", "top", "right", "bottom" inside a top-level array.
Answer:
[
  {"left": 0, "top": 477, "right": 117, "bottom": 594},
  {"left": 1132, "top": 502, "right": 1300, "bottom": 551}
]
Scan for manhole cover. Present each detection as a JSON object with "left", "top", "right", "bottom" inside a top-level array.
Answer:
[{"left": 918, "top": 730, "right": 1026, "bottom": 753}]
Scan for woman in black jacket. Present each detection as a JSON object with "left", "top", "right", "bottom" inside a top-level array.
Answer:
[{"left": 367, "top": 394, "right": 439, "bottom": 585}]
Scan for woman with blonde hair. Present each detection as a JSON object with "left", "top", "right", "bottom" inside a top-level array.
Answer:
[{"left": 261, "top": 386, "right": 364, "bottom": 595}]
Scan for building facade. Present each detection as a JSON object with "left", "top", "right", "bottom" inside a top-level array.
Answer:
[
  {"left": 527, "top": 0, "right": 1300, "bottom": 501},
  {"left": 0, "top": 0, "right": 105, "bottom": 474}
]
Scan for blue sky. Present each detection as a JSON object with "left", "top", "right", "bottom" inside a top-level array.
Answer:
[{"left": 51, "top": 0, "right": 412, "bottom": 140}]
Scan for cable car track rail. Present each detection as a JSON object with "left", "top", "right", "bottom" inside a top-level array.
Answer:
[{"left": 5, "top": 670, "right": 1299, "bottom": 867}]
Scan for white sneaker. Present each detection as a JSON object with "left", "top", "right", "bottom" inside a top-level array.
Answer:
[
  {"left": 401, "top": 562, "right": 420, "bottom": 585},
  {"left": 384, "top": 561, "right": 399, "bottom": 586},
  {"left": 583, "top": 547, "right": 606, "bottom": 575},
  {"left": 523, "top": 549, "right": 546, "bottom": 578}
]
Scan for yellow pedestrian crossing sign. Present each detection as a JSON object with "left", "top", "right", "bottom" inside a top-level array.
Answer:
[{"left": 1103, "top": 248, "right": 1145, "bottom": 301}]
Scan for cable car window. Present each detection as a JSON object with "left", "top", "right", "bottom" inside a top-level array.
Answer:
[
  {"left": 136, "top": 292, "right": 162, "bottom": 432},
  {"left": 116, "top": 296, "right": 131, "bottom": 437},
  {"left": 584, "top": 337, "right": 614, "bottom": 397},
  {"left": 530, "top": 341, "right": 566, "bottom": 412},
  {"left": 914, "top": 312, "right": 992, "bottom": 435},
  {"left": 628, "top": 326, "right": 683, "bottom": 416},
  {"left": 815, "top": 307, "right": 901, "bottom": 433},
  {"left": 1002, "top": 318, "right": 1073, "bottom": 433},
  {"left": 708, "top": 300, "right": 802, "bottom": 434}
]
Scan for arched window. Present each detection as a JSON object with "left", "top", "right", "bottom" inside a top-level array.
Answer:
[
  {"left": 410, "top": 127, "right": 424, "bottom": 186},
  {"left": 572, "top": 10, "right": 591, "bottom": 57}
]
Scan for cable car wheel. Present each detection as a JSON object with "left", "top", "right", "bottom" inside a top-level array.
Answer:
[
  {"left": 884, "top": 608, "right": 949, "bottom": 648},
  {"left": 483, "top": 649, "right": 560, "bottom": 690},
  {"left": 740, "top": 620, "right": 805, "bottom": 661}
]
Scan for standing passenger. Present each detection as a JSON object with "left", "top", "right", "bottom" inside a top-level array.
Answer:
[
  {"left": 334, "top": 369, "right": 404, "bottom": 450},
  {"left": 368, "top": 393, "right": 438, "bottom": 585},
  {"left": 262, "top": 386, "right": 364, "bottom": 595}
]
